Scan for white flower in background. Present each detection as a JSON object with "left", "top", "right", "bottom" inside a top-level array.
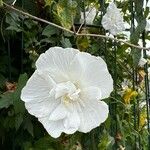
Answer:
[
  {"left": 21, "top": 47, "right": 113, "bottom": 138},
  {"left": 80, "top": 7, "right": 97, "bottom": 24},
  {"left": 138, "top": 57, "right": 147, "bottom": 67},
  {"left": 148, "top": 67, "right": 150, "bottom": 74},
  {"left": 145, "top": 20, "right": 150, "bottom": 31},
  {"left": 121, "top": 79, "right": 131, "bottom": 90},
  {"left": 101, "top": 2, "right": 125, "bottom": 35},
  {"left": 138, "top": 51, "right": 148, "bottom": 67}
]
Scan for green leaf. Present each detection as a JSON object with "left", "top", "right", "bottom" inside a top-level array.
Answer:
[
  {"left": 24, "top": 118, "right": 34, "bottom": 136},
  {"left": 15, "top": 113, "right": 23, "bottom": 130},
  {"left": 33, "top": 136, "right": 56, "bottom": 150},
  {"left": 44, "top": 0, "right": 53, "bottom": 7},
  {"left": 131, "top": 48, "right": 141, "bottom": 67},
  {"left": 0, "top": 92, "right": 13, "bottom": 109},
  {"left": 0, "top": 74, "right": 6, "bottom": 89},
  {"left": 61, "top": 37, "right": 72, "bottom": 48},
  {"left": 98, "top": 131, "right": 115, "bottom": 150},
  {"left": 0, "top": 0, "right": 3, "bottom": 7},
  {"left": 76, "top": 36, "right": 90, "bottom": 51},
  {"left": 42, "top": 25, "right": 59, "bottom": 37},
  {"left": 13, "top": 73, "right": 28, "bottom": 114},
  {"left": 144, "top": 7, "right": 149, "bottom": 18},
  {"left": 6, "top": 25, "right": 22, "bottom": 32},
  {"left": 56, "top": 0, "right": 77, "bottom": 29}
]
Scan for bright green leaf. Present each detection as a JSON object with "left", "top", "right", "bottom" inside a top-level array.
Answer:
[
  {"left": 0, "top": 0, "right": 3, "bottom": 7},
  {"left": 44, "top": 0, "right": 53, "bottom": 7}
]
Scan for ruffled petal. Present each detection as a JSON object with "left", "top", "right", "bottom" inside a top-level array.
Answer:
[
  {"left": 36, "top": 47, "right": 79, "bottom": 82},
  {"left": 49, "top": 103, "right": 68, "bottom": 121},
  {"left": 63, "top": 104, "right": 80, "bottom": 134},
  {"left": 25, "top": 98, "right": 60, "bottom": 118},
  {"left": 21, "top": 70, "right": 55, "bottom": 103},
  {"left": 39, "top": 117, "right": 64, "bottom": 138},
  {"left": 101, "top": 2, "right": 125, "bottom": 35},
  {"left": 80, "top": 86, "right": 102, "bottom": 100},
  {"left": 70, "top": 52, "right": 113, "bottom": 99},
  {"left": 78, "top": 100, "right": 109, "bottom": 133}
]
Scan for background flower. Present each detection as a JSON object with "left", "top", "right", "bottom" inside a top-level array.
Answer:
[
  {"left": 80, "top": 7, "right": 97, "bottom": 24},
  {"left": 21, "top": 47, "right": 113, "bottom": 138},
  {"left": 101, "top": 2, "right": 125, "bottom": 35}
]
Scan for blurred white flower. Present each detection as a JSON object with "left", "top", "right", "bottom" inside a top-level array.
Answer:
[
  {"left": 145, "top": 20, "right": 150, "bottom": 31},
  {"left": 101, "top": 2, "right": 125, "bottom": 35},
  {"left": 138, "top": 57, "right": 147, "bottom": 67},
  {"left": 80, "top": 7, "right": 97, "bottom": 24},
  {"left": 121, "top": 79, "right": 130, "bottom": 90},
  {"left": 139, "top": 101, "right": 146, "bottom": 108},
  {"left": 21, "top": 47, "right": 113, "bottom": 138}
]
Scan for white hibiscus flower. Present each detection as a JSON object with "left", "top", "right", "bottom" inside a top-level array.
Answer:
[
  {"left": 21, "top": 47, "right": 113, "bottom": 138},
  {"left": 145, "top": 20, "right": 150, "bottom": 31},
  {"left": 80, "top": 7, "right": 97, "bottom": 25},
  {"left": 138, "top": 57, "right": 147, "bottom": 67},
  {"left": 101, "top": 2, "right": 125, "bottom": 35},
  {"left": 138, "top": 51, "right": 147, "bottom": 67}
]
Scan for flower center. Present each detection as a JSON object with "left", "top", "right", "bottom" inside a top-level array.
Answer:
[{"left": 52, "top": 81, "right": 81, "bottom": 104}]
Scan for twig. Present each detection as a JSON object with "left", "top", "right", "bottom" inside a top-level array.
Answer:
[
  {"left": 3, "top": 2, "right": 74, "bottom": 34},
  {"left": 77, "top": 5, "right": 96, "bottom": 34},
  {"left": 3, "top": 2, "right": 150, "bottom": 50},
  {"left": 77, "top": 33, "right": 150, "bottom": 50},
  {"left": 12, "top": 0, "right": 17, "bottom": 5}
]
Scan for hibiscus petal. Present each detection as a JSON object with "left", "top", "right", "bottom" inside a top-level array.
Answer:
[
  {"left": 70, "top": 52, "right": 113, "bottom": 99},
  {"left": 78, "top": 100, "right": 109, "bottom": 133},
  {"left": 63, "top": 104, "right": 80, "bottom": 134},
  {"left": 35, "top": 47, "right": 79, "bottom": 82},
  {"left": 39, "top": 117, "right": 64, "bottom": 138},
  {"left": 21, "top": 70, "right": 55, "bottom": 103},
  {"left": 49, "top": 103, "right": 67, "bottom": 121},
  {"left": 25, "top": 98, "right": 60, "bottom": 118},
  {"left": 80, "top": 86, "right": 102, "bottom": 100},
  {"left": 101, "top": 2, "right": 125, "bottom": 35}
]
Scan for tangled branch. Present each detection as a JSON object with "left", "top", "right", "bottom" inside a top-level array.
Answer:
[{"left": 3, "top": 2, "right": 150, "bottom": 50}]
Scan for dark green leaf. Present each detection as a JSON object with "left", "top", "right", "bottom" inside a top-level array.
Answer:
[
  {"left": 42, "top": 25, "right": 59, "bottom": 37},
  {"left": 15, "top": 113, "right": 23, "bottom": 130},
  {"left": 0, "top": 92, "right": 13, "bottom": 109},
  {"left": 13, "top": 73, "right": 28, "bottom": 114}
]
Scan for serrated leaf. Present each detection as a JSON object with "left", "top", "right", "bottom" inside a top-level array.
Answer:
[
  {"left": 42, "top": 25, "right": 59, "bottom": 37},
  {"left": 15, "top": 113, "right": 23, "bottom": 130},
  {"left": 6, "top": 25, "right": 22, "bottom": 32},
  {"left": 98, "top": 131, "right": 114, "bottom": 150},
  {"left": 13, "top": 73, "right": 28, "bottom": 114},
  {"left": 56, "top": 0, "right": 77, "bottom": 29},
  {"left": 0, "top": 92, "right": 13, "bottom": 109},
  {"left": 61, "top": 37, "right": 72, "bottom": 48}
]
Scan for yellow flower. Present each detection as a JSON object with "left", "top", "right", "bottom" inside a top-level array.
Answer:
[
  {"left": 123, "top": 88, "right": 138, "bottom": 104},
  {"left": 139, "top": 113, "right": 147, "bottom": 130}
]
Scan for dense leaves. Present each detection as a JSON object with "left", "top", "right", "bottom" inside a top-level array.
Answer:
[{"left": 0, "top": 0, "right": 150, "bottom": 149}]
